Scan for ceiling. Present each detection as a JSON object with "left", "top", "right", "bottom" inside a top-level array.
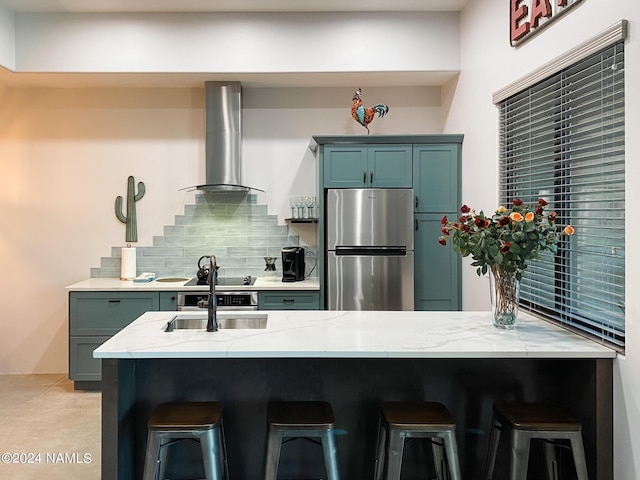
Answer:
[
  {"left": 0, "top": 0, "right": 469, "bottom": 88},
  {"left": 0, "top": 0, "right": 470, "bottom": 13}
]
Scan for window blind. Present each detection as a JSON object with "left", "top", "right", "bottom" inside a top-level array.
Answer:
[{"left": 497, "top": 41, "right": 625, "bottom": 350}]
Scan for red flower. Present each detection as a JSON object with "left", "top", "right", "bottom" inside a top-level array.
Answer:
[
  {"left": 459, "top": 215, "right": 471, "bottom": 223},
  {"left": 513, "top": 198, "right": 523, "bottom": 206},
  {"left": 441, "top": 226, "right": 449, "bottom": 235},
  {"left": 460, "top": 204, "right": 471, "bottom": 213},
  {"left": 498, "top": 216, "right": 510, "bottom": 226},
  {"left": 538, "top": 198, "right": 548, "bottom": 206},
  {"left": 462, "top": 224, "right": 471, "bottom": 233},
  {"left": 500, "top": 242, "right": 512, "bottom": 253},
  {"left": 535, "top": 205, "right": 543, "bottom": 215},
  {"left": 473, "top": 217, "right": 489, "bottom": 228},
  {"left": 438, "top": 237, "right": 447, "bottom": 246},
  {"left": 441, "top": 215, "right": 448, "bottom": 225},
  {"left": 549, "top": 211, "right": 557, "bottom": 222}
]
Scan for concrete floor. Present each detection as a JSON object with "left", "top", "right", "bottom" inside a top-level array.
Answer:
[{"left": 0, "top": 374, "right": 101, "bottom": 479}]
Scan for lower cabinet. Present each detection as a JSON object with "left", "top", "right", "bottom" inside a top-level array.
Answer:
[
  {"left": 69, "top": 336, "right": 109, "bottom": 382},
  {"left": 258, "top": 291, "right": 320, "bottom": 310},
  {"left": 68, "top": 291, "right": 171, "bottom": 386},
  {"left": 414, "top": 214, "right": 461, "bottom": 311}
]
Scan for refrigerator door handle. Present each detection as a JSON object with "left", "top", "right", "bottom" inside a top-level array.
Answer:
[{"left": 334, "top": 246, "right": 407, "bottom": 256}]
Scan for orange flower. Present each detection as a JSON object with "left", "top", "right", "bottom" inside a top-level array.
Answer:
[
  {"left": 525, "top": 212, "right": 534, "bottom": 222},
  {"left": 563, "top": 225, "right": 575, "bottom": 235},
  {"left": 497, "top": 205, "right": 506, "bottom": 213},
  {"left": 509, "top": 212, "right": 524, "bottom": 222}
]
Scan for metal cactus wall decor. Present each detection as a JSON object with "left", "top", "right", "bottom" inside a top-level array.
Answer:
[{"left": 115, "top": 176, "right": 145, "bottom": 243}]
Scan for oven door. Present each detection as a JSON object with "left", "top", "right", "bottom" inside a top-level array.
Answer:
[{"left": 177, "top": 305, "right": 258, "bottom": 311}]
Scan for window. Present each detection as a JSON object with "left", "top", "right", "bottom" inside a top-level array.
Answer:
[{"left": 496, "top": 33, "right": 625, "bottom": 350}]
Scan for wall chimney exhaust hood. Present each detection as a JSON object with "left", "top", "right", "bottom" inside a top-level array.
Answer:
[{"left": 185, "top": 81, "right": 262, "bottom": 193}]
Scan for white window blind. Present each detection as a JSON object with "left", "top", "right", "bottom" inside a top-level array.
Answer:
[{"left": 497, "top": 40, "right": 625, "bottom": 350}]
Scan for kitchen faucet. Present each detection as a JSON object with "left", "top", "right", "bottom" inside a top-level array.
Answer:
[{"left": 207, "top": 255, "right": 219, "bottom": 332}]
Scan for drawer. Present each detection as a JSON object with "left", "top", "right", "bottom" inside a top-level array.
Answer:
[
  {"left": 258, "top": 291, "right": 320, "bottom": 310},
  {"left": 69, "top": 336, "right": 109, "bottom": 381},
  {"left": 69, "top": 291, "right": 160, "bottom": 335}
]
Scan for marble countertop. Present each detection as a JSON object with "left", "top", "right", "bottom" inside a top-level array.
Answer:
[
  {"left": 93, "top": 310, "right": 616, "bottom": 360},
  {"left": 65, "top": 277, "right": 319, "bottom": 292}
]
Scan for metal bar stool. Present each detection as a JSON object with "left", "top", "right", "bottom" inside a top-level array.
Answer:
[
  {"left": 142, "top": 402, "right": 228, "bottom": 480},
  {"left": 374, "top": 401, "right": 462, "bottom": 480},
  {"left": 484, "top": 402, "right": 589, "bottom": 480},
  {"left": 264, "top": 401, "right": 340, "bottom": 480}
]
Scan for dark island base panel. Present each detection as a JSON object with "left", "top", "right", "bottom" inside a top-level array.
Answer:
[{"left": 102, "top": 357, "right": 612, "bottom": 480}]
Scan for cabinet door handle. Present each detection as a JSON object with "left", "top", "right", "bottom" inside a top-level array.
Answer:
[
  {"left": 415, "top": 219, "right": 419, "bottom": 231},
  {"left": 108, "top": 300, "right": 121, "bottom": 303},
  {"left": 282, "top": 299, "right": 295, "bottom": 305},
  {"left": 370, "top": 171, "right": 374, "bottom": 183},
  {"left": 363, "top": 172, "right": 367, "bottom": 184},
  {"left": 415, "top": 196, "right": 419, "bottom": 208}
]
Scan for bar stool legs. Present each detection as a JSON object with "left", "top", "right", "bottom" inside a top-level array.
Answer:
[
  {"left": 484, "top": 402, "right": 589, "bottom": 480},
  {"left": 374, "top": 401, "right": 462, "bottom": 480},
  {"left": 142, "top": 402, "right": 228, "bottom": 480},
  {"left": 264, "top": 401, "right": 340, "bottom": 480}
]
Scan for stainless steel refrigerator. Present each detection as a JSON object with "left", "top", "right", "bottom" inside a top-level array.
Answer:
[{"left": 326, "top": 188, "right": 414, "bottom": 310}]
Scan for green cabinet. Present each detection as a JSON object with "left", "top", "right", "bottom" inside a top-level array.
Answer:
[
  {"left": 159, "top": 291, "right": 178, "bottom": 311},
  {"left": 258, "top": 291, "right": 320, "bottom": 310},
  {"left": 323, "top": 144, "right": 412, "bottom": 188},
  {"left": 414, "top": 214, "right": 461, "bottom": 311},
  {"left": 413, "top": 144, "right": 460, "bottom": 213},
  {"left": 68, "top": 291, "right": 171, "bottom": 387},
  {"left": 413, "top": 144, "right": 461, "bottom": 311},
  {"left": 313, "top": 135, "right": 463, "bottom": 313}
]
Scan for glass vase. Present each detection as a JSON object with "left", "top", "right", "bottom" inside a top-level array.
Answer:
[{"left": 489, "top": 265, "right": 520, "bottom": 329}]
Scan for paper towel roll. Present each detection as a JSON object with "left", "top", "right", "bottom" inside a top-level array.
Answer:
[{"left": 120, "top": 247, "right": 137, "bottom": 280}]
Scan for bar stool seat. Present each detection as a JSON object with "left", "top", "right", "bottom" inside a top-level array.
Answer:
[
  {"left": 374, "top": 401, "right": 462, "bottom": 480},
  {"left": 484, "top": 402, "right": 588, "bottom": 480},
  {"left": 264, "top": 401, "right": 340, "bottom": 480},
  {"left": 143, "top": 402, "right": 228, "bottom": 480}
]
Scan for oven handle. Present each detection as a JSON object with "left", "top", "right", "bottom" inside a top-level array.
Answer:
[{"left": 218, "top": 306, "right": 259, "bottom": 311}]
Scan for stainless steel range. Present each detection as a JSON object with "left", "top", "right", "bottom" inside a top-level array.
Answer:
[{"left": 178, "top": 276, "right": 258, "bottom": 311}]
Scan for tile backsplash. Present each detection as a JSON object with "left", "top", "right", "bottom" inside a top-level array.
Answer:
[{"left": 91, "top": 192, "right": 317, "bottom": 280}]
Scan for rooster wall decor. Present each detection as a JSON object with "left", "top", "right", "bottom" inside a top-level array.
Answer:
[{"left": 351, "top": 88, "right": 389, "bottom": 134}]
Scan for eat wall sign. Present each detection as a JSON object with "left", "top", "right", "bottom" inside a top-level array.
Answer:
[{"left": 511, "top": 0, "right": 584, "bottom": 46}]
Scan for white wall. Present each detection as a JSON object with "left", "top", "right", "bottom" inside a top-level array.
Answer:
[
  {"left": 0, "top": 84, "right": 444, "bottom": 374},
  {"left": 13, "top": 12, "right": 459, "bottom": 75},
  {"left": 445, "top": 1, "right": 639, "bottom": 478},
  {"left": 0, "top": 3, "right": 14, "bottom": 70}
]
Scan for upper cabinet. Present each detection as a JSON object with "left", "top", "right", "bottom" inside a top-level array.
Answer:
[
  {"left": 323, "top": 144, "right": 413, "bottom": 188},
  {"left": 413, "top": 144, "right": 461, "bottom": 213}
]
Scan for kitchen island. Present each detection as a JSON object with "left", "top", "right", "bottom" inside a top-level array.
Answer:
[{"left": 95, "top": 310, "right": 615, "bottom": 480}]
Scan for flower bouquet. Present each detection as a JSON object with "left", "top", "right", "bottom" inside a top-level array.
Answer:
[{"left": 438, "top": 198, "right": 574, "bottom": 328}]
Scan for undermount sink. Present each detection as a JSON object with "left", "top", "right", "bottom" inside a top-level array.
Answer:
[{"left": 164, "top": 313, "right": 267, "bottom": 332}]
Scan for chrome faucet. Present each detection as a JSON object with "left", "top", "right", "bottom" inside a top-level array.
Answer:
[{"left": 207, "top": 255, "right": 219, "bottom": 332}]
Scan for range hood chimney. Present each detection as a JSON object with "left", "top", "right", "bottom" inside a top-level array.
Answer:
[{"left": 188, "top": 81, "right": 262, "bottom": 192}]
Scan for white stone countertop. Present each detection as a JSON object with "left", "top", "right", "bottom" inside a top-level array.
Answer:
[
  {"left": 93, "top": 310, "right": 616, "bottom": 360},
  {"left": 65, "top": 277, "right": 319, "bottom": 292}
]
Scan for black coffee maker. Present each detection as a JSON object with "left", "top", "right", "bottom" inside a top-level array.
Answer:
[{"left": 281, "top": 247, "right": 305, "bottom": 282}]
